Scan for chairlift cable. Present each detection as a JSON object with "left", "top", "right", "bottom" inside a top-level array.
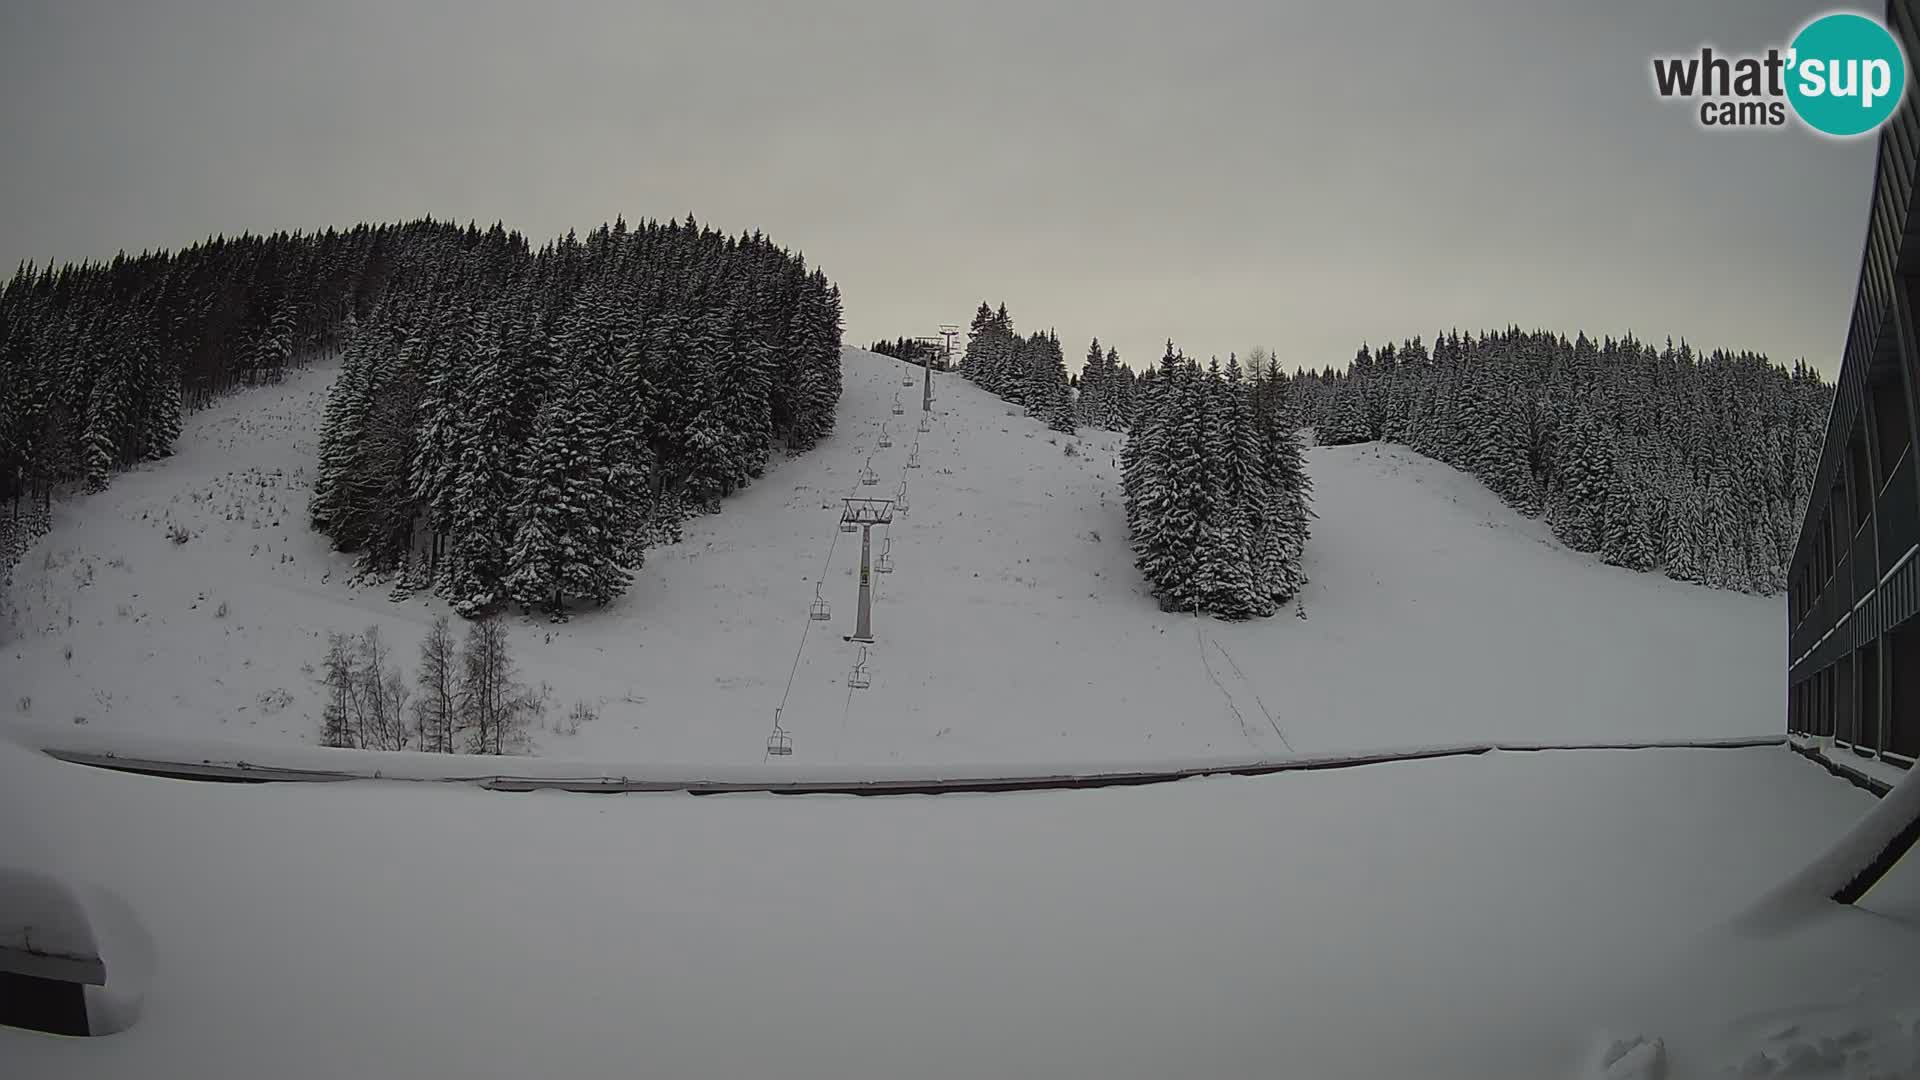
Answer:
[{"left": 767, "top": 508, "right": 846, "bottom": 755}]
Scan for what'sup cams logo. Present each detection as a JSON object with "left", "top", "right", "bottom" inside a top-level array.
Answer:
[{"left": 1652, "top": 10, "right": 1908, "bottom": 136}]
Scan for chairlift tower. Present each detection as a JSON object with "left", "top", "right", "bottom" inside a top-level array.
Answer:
[{"left": 840, "top": 498, "right": 894, "bottom": 643}]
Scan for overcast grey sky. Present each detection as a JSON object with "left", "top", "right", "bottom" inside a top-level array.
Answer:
[{"left": 0, "top": 0, "right": 1879, "bottom": 376}]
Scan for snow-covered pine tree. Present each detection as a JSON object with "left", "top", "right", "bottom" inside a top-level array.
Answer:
[
  {"left": 80, "top": 333, "right": 135, "bottom": 492},
  {"left": 1077, "top": 337, "right": 1107, "bottom": 428},
  {"left": 441, "top": 310, "right": 520, "bottom": 617},
  {"left": 1202, "top": 356, "right": 1266, "bottom": 618},
  {"left": 1318, "top": 373, "right": 1371, "bottom": 445},
  {"left": 1254, "top": 378, "right": 1313, "bottom": 606},
  {"left": 1034, "top": 331, "right": 1075, "bottom": 433},
  {"left": 960, "top": 302, "right": 994, "bottom": 384},
  {"left": 502, "top": 338, "right": 627, "bottom": 618},
  {"left": 1124, "top": 343, "right": 1183, "bottom": 604}
]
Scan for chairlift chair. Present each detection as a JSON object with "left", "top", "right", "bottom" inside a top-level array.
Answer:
[
  {"left": 860, "top": 456, "right": 879, "bottom": 486},
  {"left": 767, "top": 709, "right": 793, "bottom": 756},
  {"left": 907, "top": 444, "right": 921, "bottom": 469},
  {"left": 892, "top": 392, "right": 905, "bottom": 416},
  {"left": 878, "top": 423, "right": 892, "bottom": 448},
  {"left": 918, "top": 416, "right": 931, "bottom": 433},
  {"left": 839, "top": 517, "right": 858, "bottom": 533},
  {"left": 809, "top": 583, "right": 831, "bottom": 621},
  {"left": 848, "top": 647, "right": 872, "bottom": 689},
  {"left": 894, "top": 486, "right": 911, "bottom": 514},
  {"left": 877, "top": 536, "right": 894, "bottom": 574}
]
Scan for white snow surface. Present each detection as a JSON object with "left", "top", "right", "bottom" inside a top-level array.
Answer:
[
  {"left": 0, "top": 348, "right": 1782, "bottom": 768},
  {"left": 2, "top": 740, "right": 1916, "bottom": 1079}
]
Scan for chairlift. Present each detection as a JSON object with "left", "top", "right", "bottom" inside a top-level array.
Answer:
[
  {"left": 917, "top": 415, "right": 930, "bottom": 433},
  {"left": 767, "top": 709, "right": 793, "bottom": 756},
  {"left": 907, "top": 444, "right": 921, "bottom": 469},
  {"left": 848, "top": 646, "right": 872, "bottom": 690},
  {"left": 892, "top": 392, "right": 905, "bottom": 416},
  {"left": 860, "top": 456, "right": 879, "bottom": 486},
  {"left": 894, "top": 485, "right": 911, "bottom": 514},
  {"left": 877, "top": 536, "right": 894, "bottom": 574},
  {"left": 839, "top": 516, "right": 858, "bottom": 533},
  {"left": 809, "top": 582, "right": 831, "bottom": 621},
  {"left": 878, "top": 423, "right": 892, "bottom": 448}
]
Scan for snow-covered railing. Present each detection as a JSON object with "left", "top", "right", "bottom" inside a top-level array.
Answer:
[{"left": 17, "top": 725, "right": 1787, "bottom": 797}]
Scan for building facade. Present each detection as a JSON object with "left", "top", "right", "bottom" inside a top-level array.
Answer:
[{"left": 1785, "top": 0, "right": 1920, "bottom": 768}]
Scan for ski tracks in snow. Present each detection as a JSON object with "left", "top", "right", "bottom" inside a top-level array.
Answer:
[{"left": 1193, "top": 624, "right": 1295, "bottom": 756}]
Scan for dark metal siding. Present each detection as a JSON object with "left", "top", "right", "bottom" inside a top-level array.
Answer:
[{"left": 1786, "top": 0, "right": 1920, "bottom": 774}]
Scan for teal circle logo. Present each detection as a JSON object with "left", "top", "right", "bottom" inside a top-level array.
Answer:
[{"left": 1786, "top": 12, "right": 1907, "bottom": 136}]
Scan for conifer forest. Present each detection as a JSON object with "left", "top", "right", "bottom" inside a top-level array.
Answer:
[{"left": 0, "top": 216, "right": 845, "bottom": 619}]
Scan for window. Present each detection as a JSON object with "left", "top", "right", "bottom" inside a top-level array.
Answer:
[
  {"left": 1836, "top": 653, "right": 1857, "bottom": 744},
  {"left": 1869, "top": 361, "right": 1913, "bottom": 494},
  {"left": 1858, "top": 644, "right": 1882, "bottom": 753},
  {"left": 1892, "top": 617, "right": 1919, "bottom": 760},
  {"left": 1849, "top": 430, "right": 1873, "bottom": 533},
  {"left": 1821, "top": 667, "right": 1834, "bottom": 737}
]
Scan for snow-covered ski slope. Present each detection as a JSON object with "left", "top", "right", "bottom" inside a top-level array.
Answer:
[{"left": 0, "top": 348, "right": 1781, "bottom": 767}]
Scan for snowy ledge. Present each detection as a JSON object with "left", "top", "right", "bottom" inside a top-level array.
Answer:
[
  {"left": 1788, "top": 735, "right": 1908, "bottom": 797},
  {"left": 9, "top": 724, "right": 1787, "bottom": 796}
]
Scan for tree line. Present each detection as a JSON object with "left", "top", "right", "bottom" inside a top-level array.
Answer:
[
  {"left": 1290, "top": 329, "right": 1829, "bottom": 594},
  {"left": 0, "top": 222, "right": 454, "bottom": 518},
  {"left": 868, "top": 336, "right": 952, "bottom": 369},
  {"left": 958, "top": 302, "right": 1077, "bottom": 432},
  {"left": 0, "top": 216, "right": 843, "bottom": 623},
  {"left": 308, "top": 216, "right": 843, "bottom": 619}
]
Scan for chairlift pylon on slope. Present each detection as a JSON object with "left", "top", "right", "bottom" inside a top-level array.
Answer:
[
  {"left": 877, "top": 535, "right": 894, "bottom": 574},
  {"left": 767, "top": 709, "right": 793, "bottom": 756},
  {"left": 859, "top": 456, "right": 879, "bottom": 486},
  {"left": 848, "top": 646, "right": 872, "bottom": 689},
  {"left": 809, "top": 582, "right": 831, "bottom": 621}
]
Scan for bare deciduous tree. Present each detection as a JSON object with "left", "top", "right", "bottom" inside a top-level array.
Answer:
[
  {"left": 355, "top": 625, "right": 412, "bottom": 751},
  {"left": 457, "top": 616, "right": 539, "bottom": 755},
  {"left": 320, "top": 631, "right": 358, "bottom": 748},
  {"left": 414, "top": 614, "right": 458, "bottom": 753}
]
